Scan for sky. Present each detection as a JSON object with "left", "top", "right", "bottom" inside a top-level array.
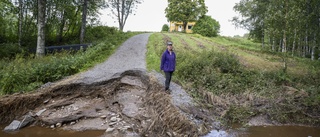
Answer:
[{"left": 99, "top": 0, "right": 248, "bottom": 37}]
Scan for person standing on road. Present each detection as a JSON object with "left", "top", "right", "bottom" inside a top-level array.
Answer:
[{"left": 160, "top": 41, "right": 176, "bottom": 92}]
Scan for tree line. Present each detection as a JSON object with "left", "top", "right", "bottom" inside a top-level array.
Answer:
[
  {"left": 0, "top": 0, "right": 142, "bottom": 57},
  {"left": 233, "top": 0, "right": 320, "bottom": 60}
]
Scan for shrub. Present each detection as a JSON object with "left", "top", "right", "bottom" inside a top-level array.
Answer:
[
  {"left": 0, "top": 27, "right": 139, "bottom": 95},
  {"left": 161, "top": 24, "right": 169, "bottom": 32},
  {"left": 192, "top": 15, "right": 220, "bottom": 37}
]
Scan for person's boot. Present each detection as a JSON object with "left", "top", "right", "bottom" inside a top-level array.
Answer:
[{"left": 165, "top": 88, "right": 171, "bottom": 94}]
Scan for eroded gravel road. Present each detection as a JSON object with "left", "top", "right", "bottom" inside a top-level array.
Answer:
[{"left": 1, "top": 33, "right": 212, "bottom": 137}]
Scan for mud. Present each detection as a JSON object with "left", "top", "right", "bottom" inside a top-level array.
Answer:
[{"left": 0, "top": 69, "right": 213, "bottom": 137}]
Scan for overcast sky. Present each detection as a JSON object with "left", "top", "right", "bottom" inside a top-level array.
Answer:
[{"left": 99, "top": 0, "right": 248, "bottom": 37}]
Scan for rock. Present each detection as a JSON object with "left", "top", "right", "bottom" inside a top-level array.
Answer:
[
  {"left": 56, "top": 123, "right": 62, "bottom": 127},
  {"left": 19, "top": 115, "right": 35, "bottom": 128},
  {"left": 116, "top": 118, "right": 121, "bottom": 122},
  {"left": 100, "top": 115, "right": 107, "bottom": 119},
  {"left": 172, "top": 132, "right": 177, "bottom": 136},
  {"left": 106, "top": 127, "right": 115, "bottom": 133},
  {"left": 36, "top": 108, "right": 47, "bottom": 116},
  {"left": 4, "top": 120, "right": 21, "bottom": 131},
  {"left": 70, "top": 122, "right": 76, "bottom": 125},
  {"left": 109, "top": 122, "right": 117, "bottom": 126},
  {"left": 110, "top": 117, "right": 117, "bottom": 122},
  {"left": 50, "top": 125, "right": 55, "bottom": 128},
  {"left": 43, "top": 99, "right": 50, "bottom": 104}
]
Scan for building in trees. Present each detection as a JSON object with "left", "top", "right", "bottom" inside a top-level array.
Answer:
[{"left": 169, "top": 22, "right": 196, "bottom": 33}]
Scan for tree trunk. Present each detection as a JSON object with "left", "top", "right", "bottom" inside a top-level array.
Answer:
[
  {"left": 303, "top": 34, "right": 307, "bottom": 58},
  {"left": 36, "top": 0, "right": 46, "bottom": 57},
  {"left": 80, "top": 0, "right": 88, "bottom": 44},
  {"left": 18, "top": 0, "right": 23, "bottom": 46},
  {"left": 292, "top": 29, "right": 296, "bottom": 56},
  {"left": 183, "top": 21, "right": 188, "bottom": 32},
  {"left": 272, "top": 37, "right": 275, "bottom": 51},
  {"left": 57, "top": 10, "right": 65, "bottom": 43},
  {"left": 261, "top": 29, "right": 264, "bottom": 48},
  {"left": 282, "top": 0, "right": 288, "bottom": 53},
  {"left": 279, "top": 39, "right": 282, "bottom": 52},
  {"left": 311, "top": 34, "right": 316, "bottom": 60}
]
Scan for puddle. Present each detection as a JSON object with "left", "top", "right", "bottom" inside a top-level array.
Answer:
[
  {"left": 0, "top": 125, "right": 104, "bottom": 137},
  {"left": 204, "top": 126, "right": 320, "bottom": 137}
]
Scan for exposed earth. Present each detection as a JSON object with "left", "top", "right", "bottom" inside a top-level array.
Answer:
[{"left": 0, "top": 33, "right": 216, "bottom": 137}]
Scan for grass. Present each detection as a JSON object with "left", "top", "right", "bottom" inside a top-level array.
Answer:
[
  {"left": 146, "top": 32, "right": 320, "bottom": 126},
  {"left": 0, "top": 28, "right": 141, "bottom": 95}
]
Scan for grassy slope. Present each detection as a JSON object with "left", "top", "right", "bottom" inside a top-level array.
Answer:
[
  {"left": 146, "top": 32, "right": 320, "bottom": 126},
  {"left": 0, "top": 31, "right": 141, "bottom": 94}
]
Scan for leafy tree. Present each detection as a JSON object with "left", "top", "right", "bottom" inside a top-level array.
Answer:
[
  {"left": 161, "top": 24, "right": 169, "bottom": 32},
  {"left": 108, "top": 0, "right": 143, "bottom": 31},
  {"left": 165, "top": 0, "right": 207, "bottom": 32},
  {"left": 192, "top": 15, "right": 220, "bottom": 37},
  {"left": 0, "top": 0, "right": 16, "bottom": 43},
  {"left": 233, "top": 0, "right": 320, "bottom": 60}
]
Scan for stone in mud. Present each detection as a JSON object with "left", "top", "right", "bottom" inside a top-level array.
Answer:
[
  {"left": 3, "top": 114, "right": 35, "bottom": 132},
  {"left": 36, "top": 108, "right": 47, "bottom": 116},
  {"left": 3, "top": 120, "right": 20, "bottom": 131},
  {"left": 106, "top": 127, "right": 115, "bottom": 132},
  {"left": 19, "top": 115, "right": 35, "bottom": 128}
]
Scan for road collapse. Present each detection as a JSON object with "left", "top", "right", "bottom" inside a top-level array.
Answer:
[{"left": 0, "top": 69, "right": 214, "bottom": 137}]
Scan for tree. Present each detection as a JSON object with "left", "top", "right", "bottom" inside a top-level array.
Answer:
[
  {"left": 232, "top": 0, "right": 320, "bottom": 60},
  {"left": 192, "top": 15, "right": 220, "bottom": 37},
  {"left": 161, "top": 24, "right": 169, "bottom": 32},
  {"left": 165, "top": 0, "right": 207, "bottom": 32},
  {"left": 109, "top": 0, "right": 143, "bottom": 31},
  {"left": 80, "top": 0, "right": 88, "bottom": 44},
  {"left": 36, "top": 0, "right": 46, "bottom": 57}
]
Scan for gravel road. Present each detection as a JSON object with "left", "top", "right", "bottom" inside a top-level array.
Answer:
[
  {"left": 72, "top": 32, "right": 193, "bottom": 108},
  {"left": 75, "top": 33, "right": 151, "bottom": 84}
]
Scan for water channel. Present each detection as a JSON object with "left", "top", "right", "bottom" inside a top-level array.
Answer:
[{"left": 1, "top": 125, "right": 319, "bottom": 137}]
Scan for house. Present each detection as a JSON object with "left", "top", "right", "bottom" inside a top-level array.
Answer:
[{"left": 169, "top": 21, "right": 196, "bottom": 33}]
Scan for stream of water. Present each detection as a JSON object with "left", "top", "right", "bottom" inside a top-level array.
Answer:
[{"left": 1, "top": 125, "right": 319, "bottom": 137}]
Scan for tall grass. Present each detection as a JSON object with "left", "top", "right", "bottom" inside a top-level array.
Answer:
[
  {"left": 0, "top": 26, "right": 140, "bottom": 94},
  {"left": 146, "top": 32, "right": 320, "bottom": 125}
]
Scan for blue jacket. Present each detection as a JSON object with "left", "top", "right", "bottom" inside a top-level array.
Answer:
[{"left": 161, "top": 49, "right": 176, "bottom": 72}]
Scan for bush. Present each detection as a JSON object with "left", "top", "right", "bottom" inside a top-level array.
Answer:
[
  {"left": 0, "top": 27, "right": 139, "bottom": 95},
  {"left": 161, "top": 24, "right": 169, "bottom": 32},
  {"left": 0, "top": 43, "right": 24, "bottom": 59},
  {"left": 192, "top": 15, "right": 220, "bottom": 37}
]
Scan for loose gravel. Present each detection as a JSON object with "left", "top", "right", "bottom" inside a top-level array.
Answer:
[
  {"left": 75, "top": 33, "right": 151, "bottom": 84},
  {"left": 71, "top": 32, "right": 194, "bottom": 108}
]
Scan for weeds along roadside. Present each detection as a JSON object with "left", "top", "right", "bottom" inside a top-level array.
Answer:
[
  {"left": 146, "top": 32, "right": 320, "bottom": 127},
  {"left": 0, "top": 27, "right": 141, "bottom": 95}
]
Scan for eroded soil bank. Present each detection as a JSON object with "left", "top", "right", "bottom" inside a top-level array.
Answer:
[{"left": 0, "top": 69, "right": 215, "bottom": 137}]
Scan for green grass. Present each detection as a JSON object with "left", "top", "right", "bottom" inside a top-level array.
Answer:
[
  {"left": 0, "top": 28, "right": 141, "bottom": 95},
  {"left": 146, "top": 32, "right": 320, "bottom": 126}
]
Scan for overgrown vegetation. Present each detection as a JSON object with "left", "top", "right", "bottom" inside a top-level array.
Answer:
[
  {"left": 146, "top": 32, "right": 320, "bottom": 126},
  {"left": 0, "top": 26, "right": 140, "bottom": 94}
]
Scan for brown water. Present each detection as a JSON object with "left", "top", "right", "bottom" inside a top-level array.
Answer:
[
  {"left": 1, "top": 125, "right": 320, "bottom": 137},
  {"left": 205, "top": 125, "right": 320, "bottom": 137},
  {"left": 0, "top": 126, "right": 104, "bottom": 137}
]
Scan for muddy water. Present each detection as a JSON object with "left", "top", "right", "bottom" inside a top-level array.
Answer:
[
  {"left": 205, "top": 126, "right": 320, "bottom": 137},
  {"left": 2, "top": 125, "right": 319, "bottom": 137},
  {"left": 0, "top": 125, "right": 104, "bottom": 137}
]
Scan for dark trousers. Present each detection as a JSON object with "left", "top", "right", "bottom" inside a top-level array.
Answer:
[{"left": 164, "top": 71, "right": 173, "bottom": 90}]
